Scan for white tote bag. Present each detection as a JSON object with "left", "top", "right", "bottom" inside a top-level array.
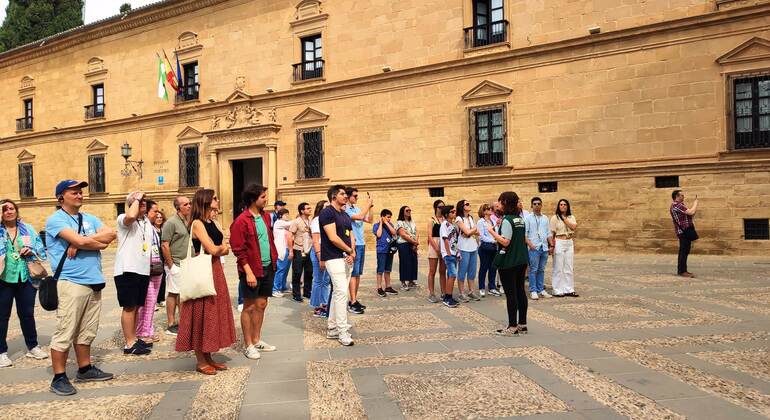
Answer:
[{"left": 179, "top": 221, "right": 216, "bottom": 302}]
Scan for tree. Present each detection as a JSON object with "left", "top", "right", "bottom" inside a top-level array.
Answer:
[
  {"left": 120, "top": 3, "right": 132, "bottom": 13},
  {"left": 0, "top": 0, "right": 84, "bottom": 53}
]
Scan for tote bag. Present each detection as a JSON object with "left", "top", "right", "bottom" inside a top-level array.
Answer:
[{"left": 179, "top": 221, "right": 216, "bottom": 302}]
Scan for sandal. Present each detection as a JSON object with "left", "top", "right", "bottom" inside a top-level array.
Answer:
[
  {"left": 196, "top": 365, "right": 217, "bottom": 375},
  {"left": 209, "top": 361, "right": 228, "bottom": 371}
]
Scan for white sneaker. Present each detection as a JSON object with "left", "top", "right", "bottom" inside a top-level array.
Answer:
[
  {"left": 26, "top": 346, "right": 48, "bottom": 360},
  {"left": 479, "top": 290, "right": 486, "bottom": 297},
  {"left": 272, "top": 291, "right": 284, "bottom": 298},
  {"left": 530, "top": 292, "right": 539, "bottom": 300},
  {"left": 244, "top": 345, "right": 261, "bottom": 360},
  {"left": 326, "top": 329, "right": 339, "bottom": 339},
  {"left": 489, "top": 289, "right": 502, "bottom": 297},
  {"left": 237, "top": 304, "right": 244, "bottom": 312},
  {"left": 338, "top": 332, "right": 354, "bottom": 346},
  {"left": 540, "top": 291, "right": 552, "bottom": 298},
  {"left": 256, "top": 340, "right": 276, "bottom": 352},
  {"left": 0, "top": 353, "right": 12, "bottom": 367}
]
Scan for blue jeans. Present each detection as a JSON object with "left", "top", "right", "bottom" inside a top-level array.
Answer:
[
  {"left": 528, "top": 249, "right": 549, "bottom": 293},
  {"left": 376, "top": 252, "right": 394, "bottom": 273},
  {"left": 478, "top": 244, "right": 498, "bottom": 290},
  {"left": 457, "top": 250, "right": 478, "bottom": 281},
  {"left": 0, "top": 281, "right": 38, "bottom": 353},
  {"left": 273, "top": 249, "right": 292, "bottom": 293},
  {"left": 444, "top": 255, "right": 458, "bottom": 278},
  {"left": 351, "top": 245, "right": 366, "bottom": 277},
  {"left": 310, "top": 251, "right": 330, "bottom": 308}
]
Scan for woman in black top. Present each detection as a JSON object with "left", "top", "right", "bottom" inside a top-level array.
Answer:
[{"left": 426, "top": 199, "right": 446, "bottom": 303}]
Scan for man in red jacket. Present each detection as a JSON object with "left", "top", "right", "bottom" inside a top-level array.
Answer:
[{"left": 229, "top": 184, "right": 279, "bottom": 360}]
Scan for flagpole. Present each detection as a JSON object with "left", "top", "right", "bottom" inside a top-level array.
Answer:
[{"left": 162, "top": 48, "right": 179, "bottom": 90}]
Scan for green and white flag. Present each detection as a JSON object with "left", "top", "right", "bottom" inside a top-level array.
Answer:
[{"left": 157, "top": 57, "right": 168, "bottom": 101}]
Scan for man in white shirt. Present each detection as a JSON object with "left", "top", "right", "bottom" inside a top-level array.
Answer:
[{"left": 524, "top": 197, "right": 551, "bottom": 300}]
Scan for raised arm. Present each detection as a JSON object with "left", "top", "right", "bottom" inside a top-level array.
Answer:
[{"left": 122, "top": 192, "right": 143, "bottom": 225}]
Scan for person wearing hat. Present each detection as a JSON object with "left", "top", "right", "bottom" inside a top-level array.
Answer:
[
  {"left": 45, "top": 180, "right": 117, "bottom": 396},
  {"left": 271, "top": 200, "right": 287, "bottom": 226}
]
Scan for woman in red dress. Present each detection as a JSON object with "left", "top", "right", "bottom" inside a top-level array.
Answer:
[{"left": 176, "top": 189, "right": 236, "bottom": 375}]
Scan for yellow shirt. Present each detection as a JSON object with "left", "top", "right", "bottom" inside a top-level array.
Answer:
[{"left": 550, "top": 215, "right": 576, "bottom": 238}]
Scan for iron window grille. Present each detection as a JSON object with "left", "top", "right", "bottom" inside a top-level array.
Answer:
[
  {"left": 655, "top": 176, "right": 679, "bottom": 188},
  {"left": 297, "top": 128, "right": 324, "bottom": 179},
  {"left": 294, "top": 35, "right": 323, "bottom": 81},
  {"left": 18, "top": 163, "right": 34, "bottom": 198},
  {"left": 469, "top": 104, "right": 506, "bottom": 168},
  {"left": 179, "top": 144, "right": 200, "bottom": 188},
  {"left": 464, "top": 0, "right": 507, "bottom": 48},
  {"left": 429, "top": 187, "right": 445, "bottom": 197},
  {"left": 538, "top": 182, "right": 558, "bottom": 193},
  {"left": 85, "top": 84, "right": 105, "bottom": 118},
  {"left": 733, "top": 75, "right": 770, "bottom": 149},
  {"left": 744, "top": 219, "right": 769, "bottom": 240},
  {"left": 88, "top": 154, "right": 106, "bottom": 193},
  {"left": 17, "top": 99, "right": 33, "bottom": 130}
]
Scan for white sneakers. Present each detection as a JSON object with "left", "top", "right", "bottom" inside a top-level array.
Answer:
[
  {"left": 255, "top": 341, "right": 276, "bottom": 352},
  {"left": 26, "top": 346, "right": 48, "bottom": 360},
  {"left": 0, "top": 352, "right": 12, "bottom": 367},
  {"left": 540, "top": 291, "right": 552, "bottom": 298},
  {"left": 327, "top": 329, "right": 354, "bottom": 346},
  {"left": 244, "top": 345, "right": 261, "bottom": 360},
  {"left": 272, "top": 291, "right": 284, "bottom": 298},
  {"left": 530, "top": 292, "right": 539, "bottom": 300},
  {"left": 479, "top": 290, "right": 486, "bottom": 297},
  {"left": 488, "top": 289, "right": 502, "bottom": 297}
]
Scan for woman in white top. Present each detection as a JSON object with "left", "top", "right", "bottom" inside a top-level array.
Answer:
[
  {"left": 396, "top": 206, "right": 419, "bottom": 290},
  {"left": 309, "top": 200, "right": 331, "bottom": 316},
  {"left": 549, "top": 199, "right": 578, "bottom": 297},
  {"left": 426, "top": 200, "right": 446, "bottom": 303},
  {"left": 454, "top": 199, "right": 480, "bottom": 302},
  {"left": 272, "top": 209, "right": 293, "bottom": 296},
  {"left": 476, "top": 204, "right": 501, "bottom": 297}
]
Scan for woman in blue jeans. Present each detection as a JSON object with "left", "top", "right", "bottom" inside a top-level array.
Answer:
[
  {"left": 476, "top": 204, "right": 501, "bottom": 297},
  {"left": 0, "top": 199, "right": 49, "bottom": 367},
  {"left": 454, "top": 200, "right": 480, "bottom": 302},
  {"left": 309, "top": 200, "right": 330, "bottom": 317}
]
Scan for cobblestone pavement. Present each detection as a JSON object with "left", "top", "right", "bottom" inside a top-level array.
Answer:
[{"left": 1, "top": 251, "right": 768, "bottom": 419}]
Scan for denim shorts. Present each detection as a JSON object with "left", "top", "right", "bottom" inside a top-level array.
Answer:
[
  {"left": 351, "top": 245, "right": 366, "bottom": 277},
  {"left": 376, "top": 252, "right": 394, "bottom": 273},
  {"left": 443, "top": 255, "right": 458, "bottom": 278}
]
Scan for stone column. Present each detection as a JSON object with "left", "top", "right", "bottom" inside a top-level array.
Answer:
[
  {"left": 267, "top": 145, "right": 277, "bottom": 205},
  {"left": 209, "top": 150, "right": 219, "bottom": 194}
]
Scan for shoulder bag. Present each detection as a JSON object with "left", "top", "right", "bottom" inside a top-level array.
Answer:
[
  {"left": 179, "top": 220, "right": 216, "bottom": 302},
  {"left": 39, "top": 213, "right": 82, "bottom": 311}
]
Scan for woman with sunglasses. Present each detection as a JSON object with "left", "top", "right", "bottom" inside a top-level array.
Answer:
[
  {"left": 396, "top": 206, "right": 419, "bottom": 290},
  {"left": 426, "top": 200, "right": 446, "bottom": 303},
  {"left": 0, "top": 199, "right": 48, "bottom": 367},
  {"left": 455, "top": 199, "right": 480, "bottom": 302},
  {"left": 476, "top": 203, "right": 501, "bottom": 297},
  {"left": 549, "top": 199, "right": 578, "bottom": 298}
]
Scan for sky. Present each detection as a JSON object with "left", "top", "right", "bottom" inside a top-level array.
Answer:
[{"left": 0, "top": 0, "right": 161, "bottom": 26}]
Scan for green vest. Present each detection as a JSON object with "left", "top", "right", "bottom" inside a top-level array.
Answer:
[{"left": 493, "top": 215, "right": 528, "bottom": 269}]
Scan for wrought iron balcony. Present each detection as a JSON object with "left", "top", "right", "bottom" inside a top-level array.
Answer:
[
  {"left": 463, "top": 20, "right": 509, "bottom": 49},
  {"left": 15, "top": 117, "right": 33, "bottom": 131},
  {"left": 84, "top": 104, "right": 105, "bottom": 119},
  {"left": 293, "top": 59, "right": 324, "bottom": 82},
  {"left": 175, "top": 83, "right": 200, "bottom": 103}
]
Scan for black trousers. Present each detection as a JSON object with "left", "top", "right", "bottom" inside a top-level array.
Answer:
[
  {"left": 498, "top": 264, "right": 528, "bottom": 327},
  {"left": 0, "top": 281, "right": 38, "bottom": 353},
  {"left": 292, "top": 250, "right": 313, "bottom": 299},
  {"left": 678, "top": 236, "right": 692, "bottom": 274},
  {"left": 157, "top": 272, "right": 166, "bottom": 303}
]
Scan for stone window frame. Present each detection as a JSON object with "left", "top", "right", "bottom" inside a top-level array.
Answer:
[
  {"left": 18, "top": 162, "right": 34, "bottom": 199},
  {"left": 179, "top": 143, "right": 201, "bottom": 188},
  {"left": 86, "top": 140, "right": 109, "bottom": 195},
  {"left": 88, "top": 154, "right": 107, "bottom": 194},
  {"left": 724, "top": 68, "right": 770, "bottom": 151},
  {"left": 175, "top": 31, "right": 203, "bottom": 106},
  {"left": 467, "top": 102, "right": 508, "bottom": 168},
  {"left": 291, "top": 1, "right": 328, "bottom": 86},
  {"left": 462, "top": 0, "right": 511, "bottom": 53},
  {"left": 296, "top": 127, "right": 325, "bottom": 180}
]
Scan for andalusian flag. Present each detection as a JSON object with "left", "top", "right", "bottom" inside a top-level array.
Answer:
[{"left": 157, "top": 57, "right": 168, "bottom": 101}]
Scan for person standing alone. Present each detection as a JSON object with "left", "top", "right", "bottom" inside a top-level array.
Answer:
[{"left": 670, "top": 190, "right": 698, "bottom": 278}]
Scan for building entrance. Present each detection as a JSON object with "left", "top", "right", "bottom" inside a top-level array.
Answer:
[{"left": 231, "top": 157, "right": 263, "bottom": 220}]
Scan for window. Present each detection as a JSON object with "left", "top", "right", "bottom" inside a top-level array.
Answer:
[
  {"left": 734, "top": 75, "right": 770, "bottom": 149},
  {"left": 16, "top": 99, "right": 33, "bottom": 131},
  {"left": 180, "top": 61, "right": 199, "bottom": 101},
  {"left": 429, "top": 187, "right": 445, "bottom": 197},
  {"left": 179, "top": 144, "right": 199, "bottom": 188},
  {"left": 115, "top": 203, "right": 125, "bottom": 217},
  {"left": 88, "top": 154, "right": 106, "bottom": 193},
  {"left": 655, "top": 176, "right": 679, "bottom": 188},
  {"left": 465, "top": 0, "right": 507, "bottom": 48},
  {"left": 18, "top": 163, "right": 34, "bottom": 198},
  {"left": 538, "top": 182, "right": 558, "bottom": 193},
  {"left": 297, "top": 128, "right": 324, "bottom": 179},
  {"left": 470, "top": 105, "right": 506, "bottom": 167},
  {"left": 744, "top": 219, "right": 769, "bottom": 240},
  {"left": 294, "top": 35, "right": 323, "bottom": 81},
  {"left": 85, "top": 84, "right": 105, "bottom": 119}
]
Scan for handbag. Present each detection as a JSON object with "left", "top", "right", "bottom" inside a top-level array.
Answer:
[
  {"left": 178, "top": 220, "right": 216, "bottom": 302},
  {"left": 39, "top": 213, "right": 82, "bottom": 311},
  {"left": 387, "top": 237, "right": 399, "bottom": 255},
  {"left": 26, "top": 251, "right": 48, "bottom": 281},
  {"left": 149, "top": 229, "right": 164, "bottom": 276},
  {"left": 683, "top": 225, "right": 699, "bottom": 242}
]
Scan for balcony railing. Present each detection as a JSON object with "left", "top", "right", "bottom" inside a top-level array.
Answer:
[
  {"left": 175, "top": 83, "right": 200, "bottom": 103},
  {"left": 463, "top": 20, "right": 509, "bottom": 49},
  {"left": 16, "top": 117, "right": 33, "bottom": 131},
  {"left": 84, "top": 104, "right": 105, "bottom": 119},
  {"left": 292, "top": 59, "right": 324, "bottom": 82}
]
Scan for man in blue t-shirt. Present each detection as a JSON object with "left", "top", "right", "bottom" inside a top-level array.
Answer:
[
  {"left": 344, "top": 187, "right": 373, "bottom": 315},
  {"left": 320, "top": 184, "right": 355, "bottom": 346},
  {"left": 45, "top": 180, "right": 116, "bottom": 396}
]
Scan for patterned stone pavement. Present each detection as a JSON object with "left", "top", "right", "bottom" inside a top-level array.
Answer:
[{"left": 0, "top": 250, "right": 768, "bottom": 419}]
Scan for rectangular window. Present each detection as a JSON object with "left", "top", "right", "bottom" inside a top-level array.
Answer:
[
  {"left": 18, "top": 163, "right": 34, "bottom": 198},
  {"left": 655, "top": 175, "right": 679, "bottom": 188},
  {"left": 466, "top": 0, "right": 507, "bottom": 48},
  {"left": 86, "top": 84, "right": 105, "bottom": 118},
  {"left": 734, "top": 75, "right": 770, "bottom": 149},
  {"left": 744, "top": 219, "right": 769, "bottom": 240},
  {"left": 17, "top": 99, "right": 33, "bottom": 130},
  {"left": 429, "top": 187, "right": 445, "bottom": 197},
  {"left": 181, "top": 61, "right": 199, "bottom": 101},
  {"left": 294, "top": 35, "right": 323, "bottom": 81},
  {"left": 470, "top": 106, "right": 506, "bottom": 167},
  {"left": 179, "top": 144, "right": 199, "bottom": 188},
  {"left": 297, "top": 128, "right": 324, "bottom": 179},
  {"left": 538, "top": 182, "right": 558, "bottom": 193},
  {"left": 115, "top": 203, "right": 125, "bottom": 217},
  {"left": 88, "top": 154, "right": 106, "bottom": 193}
]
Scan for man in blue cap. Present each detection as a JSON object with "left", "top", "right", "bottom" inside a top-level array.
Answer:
[{"left": 45, "top": 180, "right": 116, "bottom": 396}]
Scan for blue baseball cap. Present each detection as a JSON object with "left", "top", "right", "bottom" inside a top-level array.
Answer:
[{"left": 55, "top": 180, "right": 88, "bottom": 197}]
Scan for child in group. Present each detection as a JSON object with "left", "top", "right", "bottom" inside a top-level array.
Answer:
[
  {"left": 373, "top": 209, "right": 399, "bottom": 298},
  {"left": 440, "top": 205, "right": 460, "bottom": 308}
]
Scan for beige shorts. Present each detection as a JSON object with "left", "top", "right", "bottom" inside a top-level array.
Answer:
[
  {"left": 165, "top": 264, "right": 182, "bottom": 294},
  {"left": 50, "top": 280, "right": 102, "bottom": 352},
  {"left": 428, "top": 245, "right": 440, "bottom": 259}
]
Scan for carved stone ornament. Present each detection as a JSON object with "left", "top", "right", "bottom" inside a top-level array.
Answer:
[
  {"left": 211, "top": 105, "right": 277, "bottom": 130},
  {"left": 235, "top": 76, "right": 246, "bottom": 91},
  {"left": 295, "top": 0, "right": 322, "bottom": 20}
]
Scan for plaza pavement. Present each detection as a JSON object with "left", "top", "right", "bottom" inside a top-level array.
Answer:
[{"left": 0, "top": 249, "right": 769, "bottom": 419}]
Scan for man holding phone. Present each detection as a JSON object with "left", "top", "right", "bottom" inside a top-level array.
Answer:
[{"left": 670, "top": 190, "right": 698, "bottom": 278}]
